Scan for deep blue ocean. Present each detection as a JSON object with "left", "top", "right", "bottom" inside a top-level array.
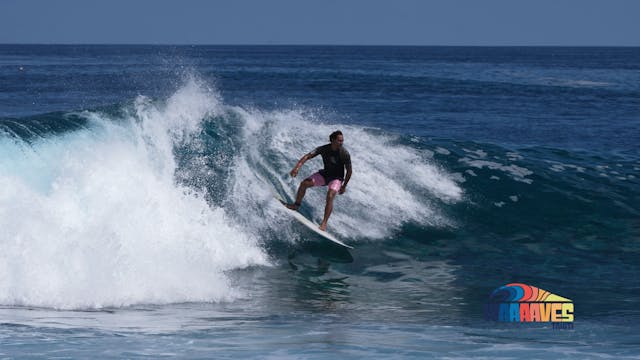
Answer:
[{"left": 1, "top": 45, "right": 639, "bottom": 358}]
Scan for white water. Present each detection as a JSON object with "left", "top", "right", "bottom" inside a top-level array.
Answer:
[
  {"left": 0, "top": 78, "right": 463, "bottom": 309},
  {"left": 229, "top": 107, "right": 463, "bottom": 241},
  {"left": 0, "top": 79, "right": 269, "bottom": 309}
]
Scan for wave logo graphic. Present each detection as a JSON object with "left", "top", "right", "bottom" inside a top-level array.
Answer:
[{"left": 485, "top": 283, "right": 574, "bottom": 323}]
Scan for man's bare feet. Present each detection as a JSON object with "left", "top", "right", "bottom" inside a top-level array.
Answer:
[
  {"left": 285, "top": 203, "right": 300, "bottom": 210},
  {"left": 319, "top": 222, "right": 327, "bottom": 231}
]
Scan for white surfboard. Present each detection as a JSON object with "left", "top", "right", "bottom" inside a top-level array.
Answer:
[{"left": 272, "top": 192, "right": 353, "bottom": 249}]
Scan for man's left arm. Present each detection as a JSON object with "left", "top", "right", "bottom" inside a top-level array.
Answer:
[{"left": 340, "top": 163, "right": 352, "bottom": 195}]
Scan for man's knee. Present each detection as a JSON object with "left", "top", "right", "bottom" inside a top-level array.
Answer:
[
  {"left": 301, "top": 179, "right": 314, "bottom": 188},
  {"left": 327, "top": 190, "right": 337, "bottom": 200}
]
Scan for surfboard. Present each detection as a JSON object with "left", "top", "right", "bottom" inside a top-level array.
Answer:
[{"left": 272, "top": 191, "right": 353, "bottom": 249}]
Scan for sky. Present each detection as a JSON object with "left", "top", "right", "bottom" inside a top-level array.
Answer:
[{"left": 1, "top": 0, "right": 639, "bottom": 46}]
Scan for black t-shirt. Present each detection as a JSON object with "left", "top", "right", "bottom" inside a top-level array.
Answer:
[{"left": 309, "top": 144, "right": 351, "bottom": 181}]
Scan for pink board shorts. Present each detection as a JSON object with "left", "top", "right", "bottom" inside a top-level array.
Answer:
[{"left": 306, "top": 172, "right": 342, "bottom": 192}]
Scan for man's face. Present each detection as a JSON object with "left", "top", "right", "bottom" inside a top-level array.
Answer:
[{"left": 332, "top": 134, "right": 344, "bottom": 148}]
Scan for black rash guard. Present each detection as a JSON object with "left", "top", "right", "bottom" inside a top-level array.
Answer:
[{"left": 308, "top": 144, "right": 351, "bottom": 182}]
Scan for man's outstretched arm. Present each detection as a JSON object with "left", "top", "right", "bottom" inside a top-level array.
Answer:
[{"left": 290, "top": 152, "right": 317, "bottom": 177}]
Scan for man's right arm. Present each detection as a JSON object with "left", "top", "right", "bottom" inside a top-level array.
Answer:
[{"left": 290, "top": 150, "right": 318, "bottom": 177}]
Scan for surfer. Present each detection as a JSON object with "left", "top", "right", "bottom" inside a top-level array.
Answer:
[{"left": 286, "top": 130, "right": 352, "bottom": 231}]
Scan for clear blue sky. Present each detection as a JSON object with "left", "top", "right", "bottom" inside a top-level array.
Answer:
[{"left": 1, "top": 0, "right": 638, "bottom": 46}]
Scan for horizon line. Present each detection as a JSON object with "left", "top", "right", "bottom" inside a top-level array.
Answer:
[{"left": 1, "top": 42, "right": 639, "bottom": 48}]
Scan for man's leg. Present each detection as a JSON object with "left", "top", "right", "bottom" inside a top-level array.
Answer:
[
  {"left": 319, "top": 189, "right": 337, "bottom": 231},
  {"left": 286, "top": 178, "right": 314, "bottom": 210}
]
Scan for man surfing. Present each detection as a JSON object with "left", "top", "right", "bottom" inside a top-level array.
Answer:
[{"left": 286, "top": 130, "right": 352, "bottom": 231}]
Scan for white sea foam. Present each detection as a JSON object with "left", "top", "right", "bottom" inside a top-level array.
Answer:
[
  {"left": 460, "top": 158, "right": 534, "bottom": 184},
  {"left": 506, "top": 152, "right": 523, "bottom": 161},
  {"left": 462, "top": 148, "right": 487, "bottom": 158},
  {"left": 545, "top": 160, "right": 585, "bottom": 173},
  {"left": 0, "top": 79, "right": 269, "bottom": 309},
  {"left": 0, "top": 76, "right": 465, "bottom": 308},
  {"left": 229, "top": 108, "right": 464, "bottom": 240},
  {"left": 561, "top": 79, "right": 611, "bottom": 87},
  {"left": 537, "top": 76, "right": 612, "bottom": 88},
  {"left": 550, "top": 164, "right": 565, "bottom": 172}
]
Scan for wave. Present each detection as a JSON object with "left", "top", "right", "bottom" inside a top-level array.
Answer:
[
  {"left": 0, "top": 78, "right": 269, "bottom": 309},
  {"left": 3, "top": 75, "right": 637, "bottom": 311},
  {"left": 0, "top": 77, "right": 464, "bottom": 309}
]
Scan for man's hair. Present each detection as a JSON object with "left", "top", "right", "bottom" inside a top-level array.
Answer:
[{"left": 329, "top": 130, "right": 343, "bottom": 142}]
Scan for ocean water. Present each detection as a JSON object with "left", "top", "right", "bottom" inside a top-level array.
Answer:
[{"left": 1, "top": 45, "right": 639, "bottom": 358}]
